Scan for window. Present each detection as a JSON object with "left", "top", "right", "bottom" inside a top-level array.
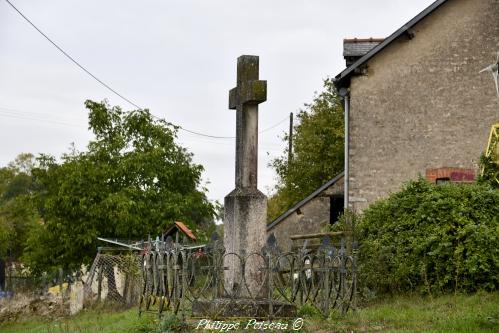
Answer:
[{"left": 436, "top": 178, "right": 450, "bottom": 185}]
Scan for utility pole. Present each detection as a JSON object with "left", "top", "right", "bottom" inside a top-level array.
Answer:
[{"left": 288, "top": 112, "right": 293, "bottom": 166}]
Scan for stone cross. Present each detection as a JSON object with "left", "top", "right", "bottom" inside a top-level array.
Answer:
[
  {"left": 229, "top": 55, "right": 267, "bottom": 189},
  {"left": 224, "top": 55, "right": 268, "bottom": 297}
]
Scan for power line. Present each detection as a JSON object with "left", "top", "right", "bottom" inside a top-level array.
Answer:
[
  {"left": 4, "top": 0, "right": 286, "bottom": 140},
  {"left": 178, "top": 115, "right": 289, "bottom": 139},
  {"left": 0, "top": 105, "right": 289, "bottom": 140},
  {"left": 0, "top": 106, "right": 84, "bottom": 122},
  {"left": 0, "top": 110, "right": 284, "bottom": 154},
  {"left": 0, "top": 111, "right": 81, "bottom": 127},
  {"left": 175, "top": 126, "right": 234, "bottom": 139},
  {"left": 260, "top": 116, "right": 288, "bottom": 134},
  {"left": 4, "top": 0, "right": 141, "bottom": 110},
  {"left": 0, "top": 111, "right": 284, "bottom": 152}
]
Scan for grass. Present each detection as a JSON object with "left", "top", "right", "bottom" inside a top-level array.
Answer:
[
  {"left": 1, "top": 292, "right": 498, "bottom": 332},
  {"left": 303, "top": 291, "right": 499, "bottom": 333},
  {"left": 0, "top": 307, "right": 157, "bottom": 333}
]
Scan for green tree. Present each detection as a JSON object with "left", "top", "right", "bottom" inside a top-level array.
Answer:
[
  {"left": 23, "top": 100, "right": 216, "bottom": 273},
  {"left": 0, "top": 153, "right": 38, "bottom": 259},
  {"left": 0, "top": 197, "right": 38, "bottom": 261},
  {"left": 0, "top": 153, "right": 35, "bottom": 203},
  {"left": 268, "top": 78, "right": 344, "bottom": 222},
  {"left": 0, "top": 153, "right": 38, "bottom": 290}
]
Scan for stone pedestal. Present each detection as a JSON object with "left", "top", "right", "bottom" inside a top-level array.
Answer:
[
  {"left": 224, "top": 188, "right": 267, "bottom": 297},
  {"left": 192, "top": 298, "right": 297, "bottom": 319}
]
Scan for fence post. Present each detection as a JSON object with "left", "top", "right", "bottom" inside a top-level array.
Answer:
[
  {"left": 324, "top": 254, "right": 330, "bottom": 314},
  {"left": 340, "top": 238, "right": 347, "bottom": 314},
  {"left": 267, "top": 252, "right": 273, "bottom": 320},
  {"left": 352, "top": 241, "right": 358, "bottom": 312},
  {"left": 180, "top": 247, "right": 188, "bottom": 321},
  {"left": 0, "top": 258, "right": 5, "bottom": 292},
  {"left": 59, "top": 268, "right": 64, "bottom": 304},
  {"left": 97, "top": 265, "right": 103, "bottom": 302}
]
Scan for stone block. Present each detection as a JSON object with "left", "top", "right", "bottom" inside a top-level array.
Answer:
[
  {"left": 224, "top": 188, "right": 267, "bottom": 298},
  {"left": 192, "top": 298, "right": 297, "bottom": 318}
]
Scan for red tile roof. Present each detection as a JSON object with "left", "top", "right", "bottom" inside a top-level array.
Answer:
[{"left": 174, "top": 221, "right": 196, "bottom": 241}]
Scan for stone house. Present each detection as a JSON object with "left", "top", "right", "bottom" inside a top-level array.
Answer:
[
  {"left": 267, "top": 173, "right": 344, "bottom": 252},
  {"left": 268, "top": 0, "right": 498, "bottom": 243},
  {"left": 335, "top": 0, "right": 499, "bottom": 211}
]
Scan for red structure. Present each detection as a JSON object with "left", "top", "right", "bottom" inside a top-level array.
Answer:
[
  {"left": 163, "top": 221, "right": 197, "bottom": 242},
  {"left": 426, "top": 167, "right": 475, "bottom": 184}
]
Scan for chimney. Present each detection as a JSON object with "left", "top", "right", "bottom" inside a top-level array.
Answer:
[{"left": 343, "top": 38, "right": 384, "bottom": 67}]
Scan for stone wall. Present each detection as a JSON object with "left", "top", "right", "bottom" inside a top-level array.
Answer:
[
  {"left": 268, "top": 177, "right": 343, "bottom": 252},
  {"left": 348, "top": 0, "right": 499, "bottom": 211},
  {"left": 270, "top": 197, "right": 329, "bottom": 252}
]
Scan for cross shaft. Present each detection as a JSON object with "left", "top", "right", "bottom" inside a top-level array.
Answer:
[{"left": 228, "top": 55, "right": 267, "bottom": 189}]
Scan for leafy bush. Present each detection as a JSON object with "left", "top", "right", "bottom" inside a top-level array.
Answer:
[
  {"left": 297, "top": 304, "right": 322, "bottom": 318},
  {"left": 157, "top": 313, "right": 186, "bottom": 332},
  {"left": 358, "top": 178, "right": 499, "bottom": 294},
  {"left": 478, "top": 153, "right": 499, "bottom": 188}
]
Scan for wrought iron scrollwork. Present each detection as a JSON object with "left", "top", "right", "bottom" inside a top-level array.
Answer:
[{"left": 138, "top": 233, "right": 357, "bottom": 318}]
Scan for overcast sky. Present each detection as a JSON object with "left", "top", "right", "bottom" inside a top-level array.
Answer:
[{"left": 0, "top": 0, "right": 436, "bottom": 204}]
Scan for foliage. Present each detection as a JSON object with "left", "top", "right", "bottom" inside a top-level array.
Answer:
[
  {"left": 478, "top": 153, "right": 499, "bottom": 188},
  {"left": 328, "top": 209, "right": 357, "bottom": 235},
  {"left": 0, "top": 197, "right": 38, "bottom": 260},
  {"left": 297, "top": 304, "right": 322, "bottom": 318},
  {"left": 358, "top": 178, "right": 499, "bottom": 294},
  {"left": 157, "top": 312, "right": 186, "bottom": 332},
  {"left": 0, "top": 153, "right": 38, "bottom": 261},
  {"left": 268, "top": 78, "right": 344, "bottom": 222},
  {"left": 23, "top": 100, "right": 215, "bottom": 273}
]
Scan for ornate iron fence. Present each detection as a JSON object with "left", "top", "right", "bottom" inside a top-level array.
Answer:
[{"left": 139, "top": 233, "right": 357, "bottom": 319}]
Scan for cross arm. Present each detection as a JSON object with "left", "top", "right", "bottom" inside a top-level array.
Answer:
[{"left": 229, "top": 80, "right": 267, "bottom": 110}]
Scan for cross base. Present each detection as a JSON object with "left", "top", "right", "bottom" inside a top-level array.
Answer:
[
  {"left": 192, "top": 298, "right": 297, "bottom": 319},
  {"left": 224, "top": 188, "right": 267, "bottom": 297}
]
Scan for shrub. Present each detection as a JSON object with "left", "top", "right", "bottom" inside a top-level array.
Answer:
[
  {"left": 357, "top": 178, "right": 499, "bottom": 294},
  {"left": 157, "top": 313, "right": 186, "bottom": 332}
]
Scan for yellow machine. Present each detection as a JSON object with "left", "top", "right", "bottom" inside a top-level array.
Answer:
[
  {"left": 483, "top": 124, "right": 499, "bottom": 184},
  {"left": 48, "top": 282, "right": 69, "bottom": 297},
  {"left": 480, "top": 53, "right": 499, "bottom": 184}
]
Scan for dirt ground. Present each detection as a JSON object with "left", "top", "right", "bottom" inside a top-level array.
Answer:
[{"left": 0, "top": 294, "right": 68, "bottom": 323}]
